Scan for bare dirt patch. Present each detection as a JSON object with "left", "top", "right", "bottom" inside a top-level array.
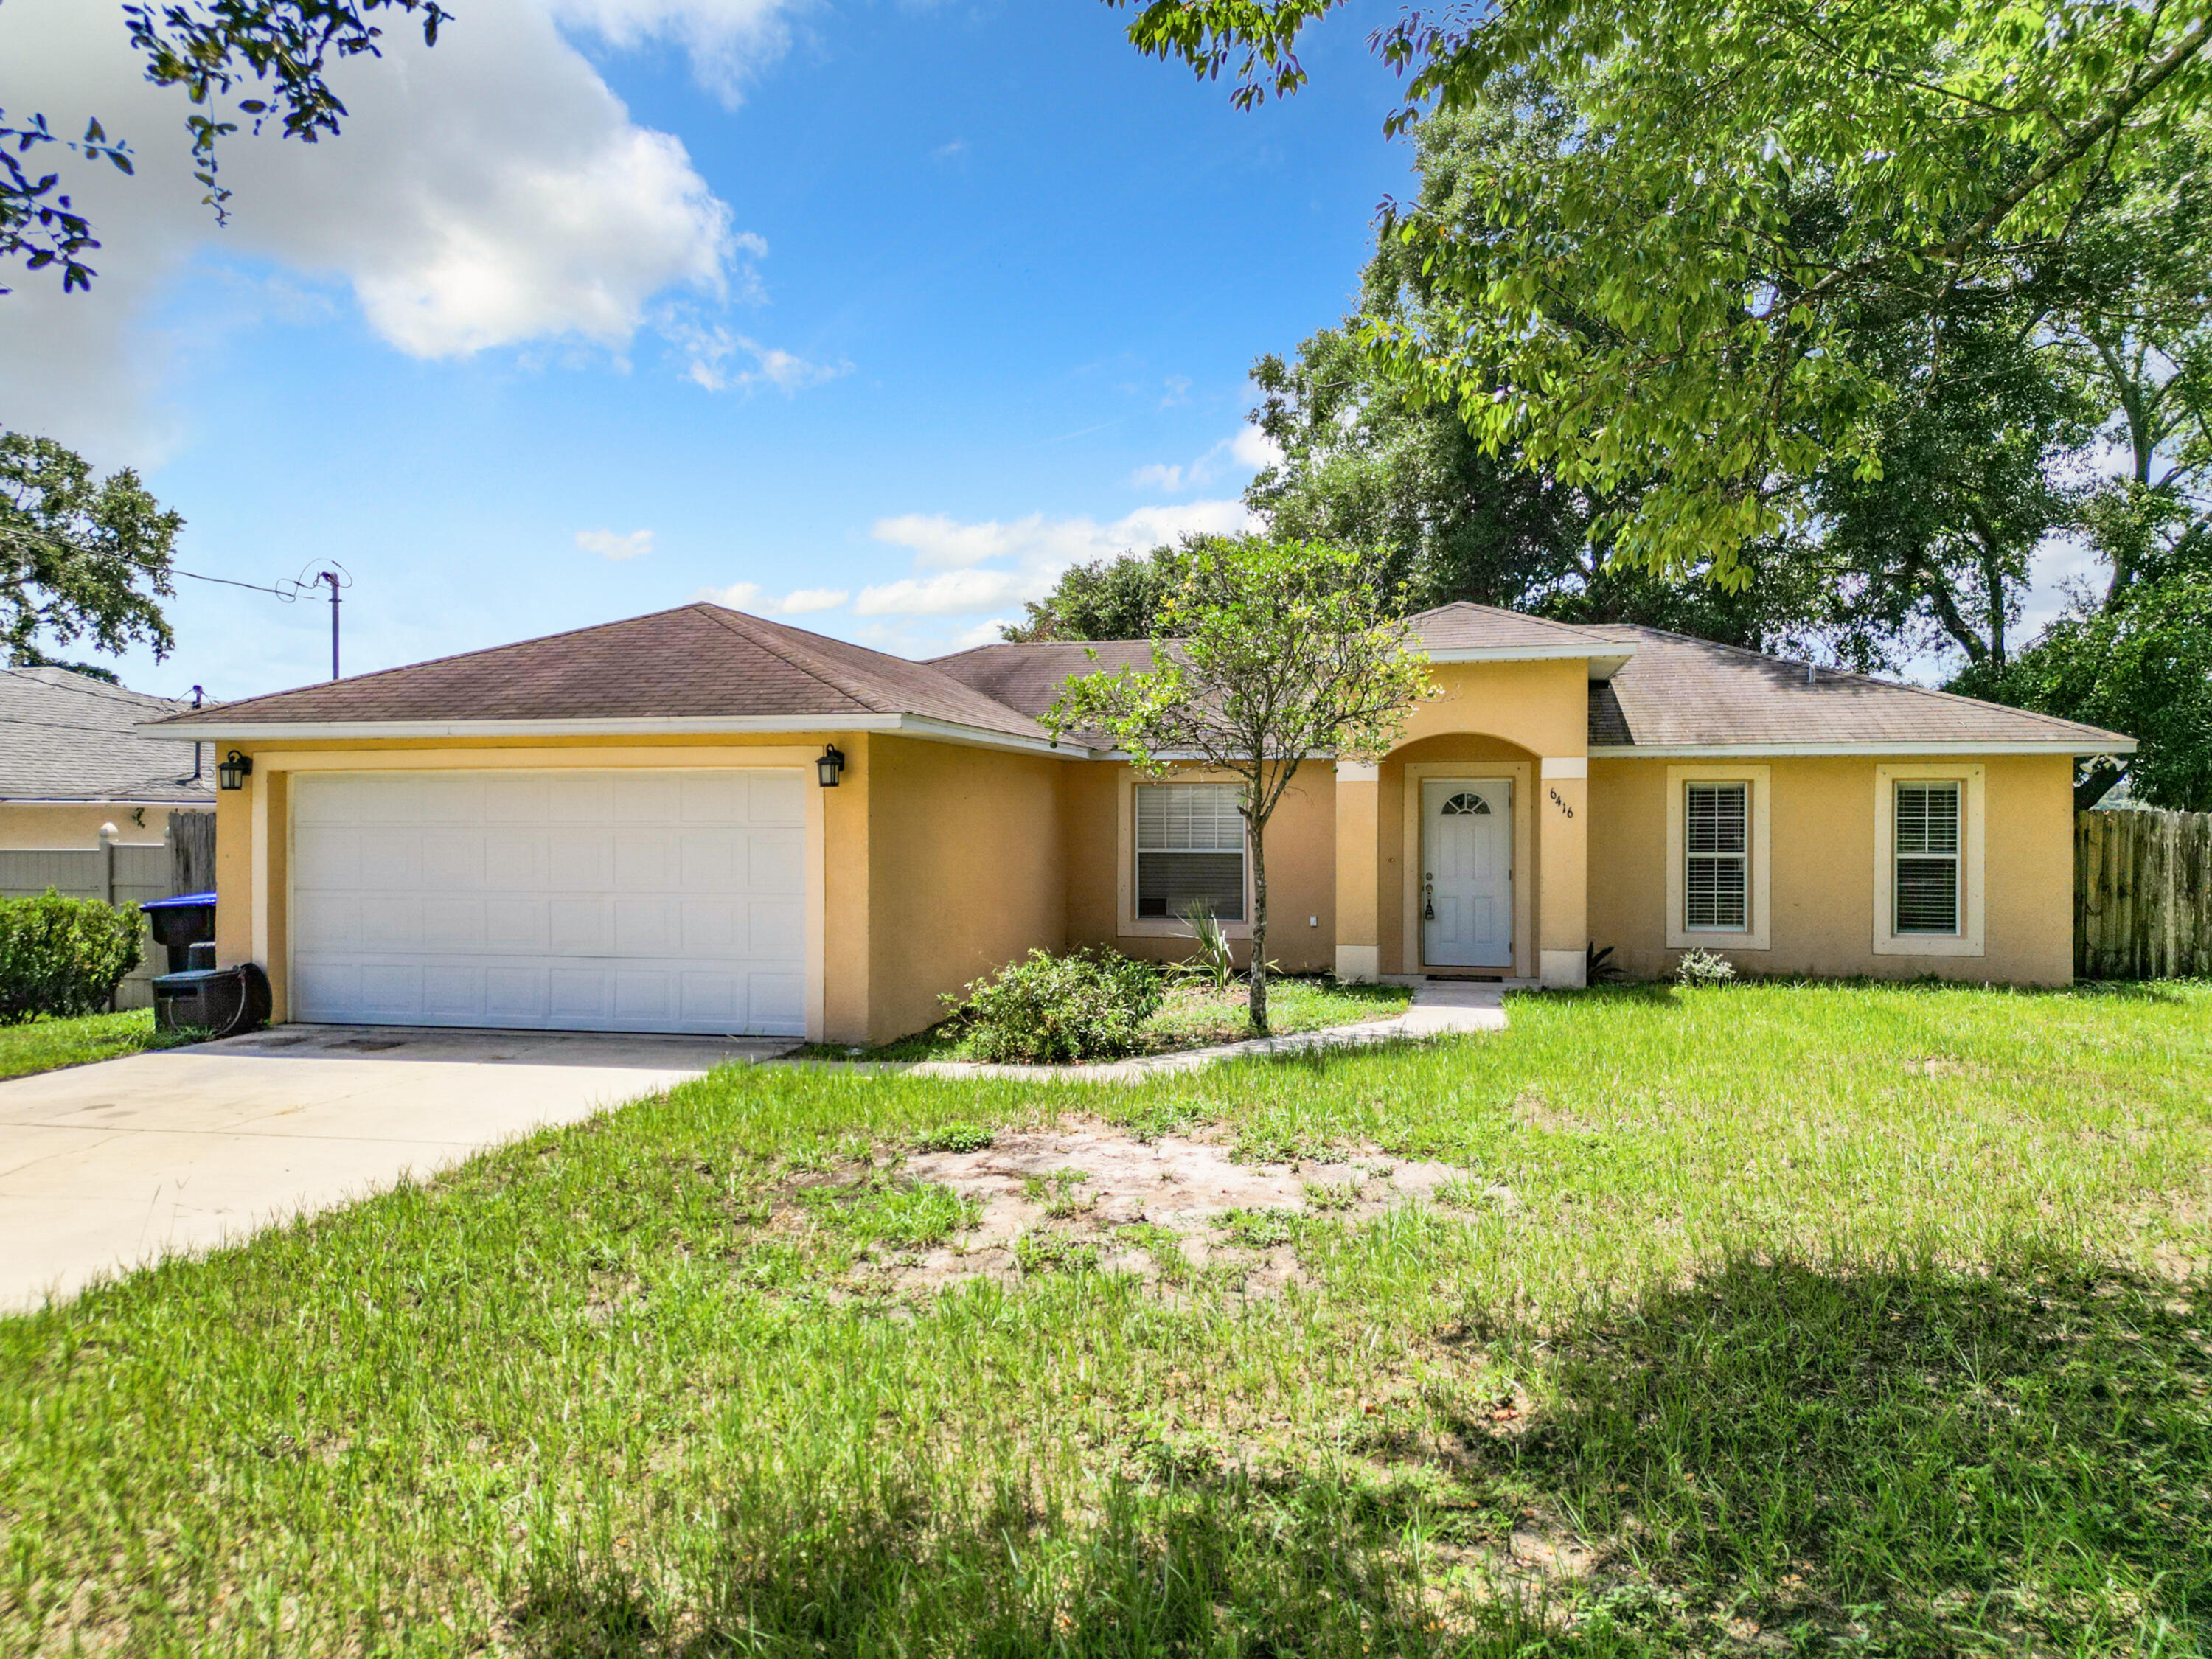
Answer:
[{"left": 873, "top": 1121, "right": 1481, "bottom": 1295}]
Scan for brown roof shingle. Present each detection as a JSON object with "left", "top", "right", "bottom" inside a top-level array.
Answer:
[
  {"left": 1583, "top": 625, "right": 2132, "bottom": 750},
  {"left": 155, "top": 605, "right": 1052, "bottom": 742}
]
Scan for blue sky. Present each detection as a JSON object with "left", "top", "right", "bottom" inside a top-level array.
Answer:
[{"left": 0, "top": 0, "right": 1422, "bottom": 701}]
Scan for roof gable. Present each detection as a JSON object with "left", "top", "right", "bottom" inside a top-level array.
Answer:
[{"left": 156, "top": 605, "right": 1052, "bottom": 744}]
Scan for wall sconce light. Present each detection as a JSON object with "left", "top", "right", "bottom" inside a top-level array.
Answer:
[
  {"left": 217, "top": 750, "right": 253, "bottom": 791},
  {"left": 815, "top": 744, "right": 845, "bottom": 787}
]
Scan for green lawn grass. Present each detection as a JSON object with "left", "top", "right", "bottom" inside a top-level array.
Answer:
[
  {"left": 4, "top": 981, "right": 2211, "bottom": 1656},
  {"left": 847, "top": 974, "right": 1415, "bottom": 1062},
  {"left": 0, "top": 1008, "right": 175, "bottom": 1080}
]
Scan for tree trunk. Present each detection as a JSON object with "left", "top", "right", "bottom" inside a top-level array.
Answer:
[{"left": 1248, "top": 821, "right": 1270, "bottom": 1037}]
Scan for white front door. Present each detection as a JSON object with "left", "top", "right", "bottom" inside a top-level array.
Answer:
[
  {"left": 288, "top": 768, "right": 810, "bottom": 1035},
  {"left": 1421, "top": 779, "right": 1513, "bottom": 969}
]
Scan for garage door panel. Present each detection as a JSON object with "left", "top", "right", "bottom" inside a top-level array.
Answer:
[
  {"left": 681, "top": 773, "right": 745, "bottom": 823},
  {"left": 684, "top": 900, "right": 741, "bottom": 956},
  {"left": 292, "top": 769, "right": 808, "bottom": 1035},
  {"left": 749, "top": 899, "right": 804, "bottom": 956},
  {"left": 294, "top": 827, "right": 360, "bottom": 888},
  {"left": 422, "top": 898, "right": 485, "bottom": 952},
  {"left": 614, "top": 897, "right": 681, "bottom": 955},
  {"left": 485, "top": 966, "right": 548, "bottom": 1020},
  {"left": 750, "top": 773, "right": 806, "bottom": 826},
  {"left": 549, "top": 774, "right": 615, "bottom": 822},
  {"left": 549, "top": 967, "right": 613, "bottom": 1021},
  {"left": 613, "top": 830, "right": 676, "bottom": 891},
  {"left": 483, "top": 832, "right": 549, "bottom": 891},
  {"left": 483, "top": 775, "right": 551, "bottom": 822},
  {"left": 681, "top": 971, "right": 742, "bottom": 1025},
  {"left": 617, "top": 773, "right": 684, "bottom": 823},
  {"left": 549, "top": 895, "right": 612, "bottom": 953},
  {"left": 421, "top": 830, "right": 485, "bottom": 891},
  {"left": 423, "top": 965, "right": 484, "bottom": 1020},
  {"left": 360, "top": 899, "right": 422, "bottom": 951},
  {"left": 748, "top": 828, "right": 804, "bottom": 894},
  {"left": 484, "top": 898, "right": 549, "bottom": 953},
  {"left": 549, "top": 831, "right": 611, "bottom": 889},
  {"left": 360, "top": 830, "right": 424, "bottom": 888},
  {"left": 417, "top": 775, "right": 485, "bottom": 824},
  {"left": 749, "top": 973, "right": 805, "bottom": 1034}
]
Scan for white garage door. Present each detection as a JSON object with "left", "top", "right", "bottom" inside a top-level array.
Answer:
[{"left": 290, "top": 769, "right": 809, "bottom": 1035}]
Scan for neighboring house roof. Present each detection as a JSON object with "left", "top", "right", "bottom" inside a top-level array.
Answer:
[
  {"left": 148, "top": 602, "right": 2134, "bottom": 758},
  {"left": 1584, "top": 625, "right": 2134, "bottom": 754},
  {"left": 151, "top": 605, "right": 1057, "bottom": 748},
  {"left": 0, "top": 667, "right": 216, "bottom": 804}
]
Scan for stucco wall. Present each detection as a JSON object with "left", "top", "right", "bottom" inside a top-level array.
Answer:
[
  {"left": 863, "top": 734, "right": 1068, "bottom": 1045},
  {"left": 0, "top": 803, "right": 193, "bottom": 850},
  {"left": 1588, "top": 753, "right": 2076, "bottom": 984},
  {"left": 1062, "top": 761, "right": 1335, "bottom": 973}
]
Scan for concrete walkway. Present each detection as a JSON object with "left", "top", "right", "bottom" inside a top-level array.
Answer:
[
  {"left": 897, "top": 978, "right": 1509, "bottom": 1084},
  {"left": 0, "top": 1025, "right": 793, "bottom": 1311}
]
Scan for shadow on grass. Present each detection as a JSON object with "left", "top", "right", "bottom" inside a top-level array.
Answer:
[{"left": 508, "top": 1255, "right": 2212, "bottom": 1658}]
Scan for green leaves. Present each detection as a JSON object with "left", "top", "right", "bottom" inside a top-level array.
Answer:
[
  {"left": 0, "top": 431, "right": 183, "bottom": 665},
  {"left": 1109, "top": 0, "right": 2212, "bottom": 579},
  {"left": 4, "top": 1, "right": 451, "bottom": 291}
]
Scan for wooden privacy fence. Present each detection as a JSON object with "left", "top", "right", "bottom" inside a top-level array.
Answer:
[
  {"left": 2076, "top": 808, "right": 2212, "bottom": 979},
  {"left": 0, "top": 811, "right": 215, "bottom": 1009}
]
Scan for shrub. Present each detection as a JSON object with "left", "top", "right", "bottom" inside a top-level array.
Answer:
[
  {"left": 0, "top": 891, "right": 144, "bottom": 1023},
  {"left": 943, "top": 947, "right": 1164, "bottom": 1063},
  {"left": 1172, "top": 901, "right": 1239, "bottom": 990},
  {"left": 1674, "top": 947, "right": 1737, "bottom": 987}
]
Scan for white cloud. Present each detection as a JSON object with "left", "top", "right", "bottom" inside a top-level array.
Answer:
[
  {"left": 1232, "top": 423, "right": 1285, "bottom": 470},
  {"left": 1161, "top": 375, "right": 1192, "bottom": 407},
  {"left": 1127, "top": 425, "right": 1285, "bottom": 496},
  {"left": 856, "top": 498, "right": 1253, "bottom": 618},
  {"left": 662, "top": 310, "right": 849, "bottom": 393},
  {"left": 577, "top": 527, "right": 655, "bottom": 560},
  {"left": 0, "top": 0, "right": 796, "bottom": 456},
  {"left": 776, "top": 585, "right": 850, "bottom": 613},
  {"left": 696, "top": 580, "right": 852, "bottom": 614},
  {"left": 540, "top": 0, "right": 806, "bottom": 107},
  {"left": 930, "top": 139, "right": 969, "bottom": 163}
]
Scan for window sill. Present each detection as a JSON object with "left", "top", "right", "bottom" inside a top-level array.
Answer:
[{"left": 1120, "top": 919, "right": 1252, "bottom": 940}]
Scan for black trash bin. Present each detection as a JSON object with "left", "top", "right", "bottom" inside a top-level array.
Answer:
[
  {"left": 153, "top": 961, "right": 271, "bottom": 1037},
  {"left": 140, "top": 891, "right": 218, "bottom": 975}
]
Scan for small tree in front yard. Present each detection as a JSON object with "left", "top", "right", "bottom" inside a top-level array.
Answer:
[{"left": 1047, "top": 538, "right": 1433, "bottom": 1037}]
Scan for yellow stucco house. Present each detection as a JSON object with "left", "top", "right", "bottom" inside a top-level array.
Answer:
[{"left": 149, "top": 602, "right": 2134, "bottom": 1046}]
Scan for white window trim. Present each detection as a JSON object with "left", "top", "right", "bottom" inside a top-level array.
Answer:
[
  {"left": 1666, "top": 764, "right": 1771, "bottom": 950},
  {"left": 1874, "top": 763, "right": 1984, "bottom": 956},
  {"left": 1116, "top": 770, "right": 1253, "bottom": 939}
]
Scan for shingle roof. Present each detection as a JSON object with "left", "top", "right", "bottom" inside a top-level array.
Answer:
[
  {"left": 0, "top": 668, "right": 216, "bottom": 803},
  {"left": 1405, "top": 602, "right": 1622, "bottom": 654},
  {"left": 151, "top": 603, "right": 2134, "bottom": 757},
  {"left": 1583, "top": 625, "right": 2133, "bottom": 751},
  {"left": 153, "top": 605, "right": 1054, "bottom": 744},
  {"left": 926, "top": 640, "right": 1165, "bottom": 720}
]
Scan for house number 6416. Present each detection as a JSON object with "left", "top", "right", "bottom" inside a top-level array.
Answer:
[{"left": 1548, "top": 787, "right": 1575, "bottom": 818}]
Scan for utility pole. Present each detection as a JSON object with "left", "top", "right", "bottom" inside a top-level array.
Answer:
[{"left": 319, "top": 568, "right": 341, "bottom": 678}]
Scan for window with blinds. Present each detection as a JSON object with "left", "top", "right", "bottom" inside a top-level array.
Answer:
[
  {"left": 1683, "top": 781, "right": 1749, "bottom": 931},
  {"left": 1893, "top": 781, "right": 1962, "bottom": 934},
  {"left": 1136, "top": 783, "right": 1245, "bottom": 920}
]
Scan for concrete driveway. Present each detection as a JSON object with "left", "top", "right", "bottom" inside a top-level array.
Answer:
[{"left": 0, "top": 1024, "right": 795, "bottom": 1311}]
